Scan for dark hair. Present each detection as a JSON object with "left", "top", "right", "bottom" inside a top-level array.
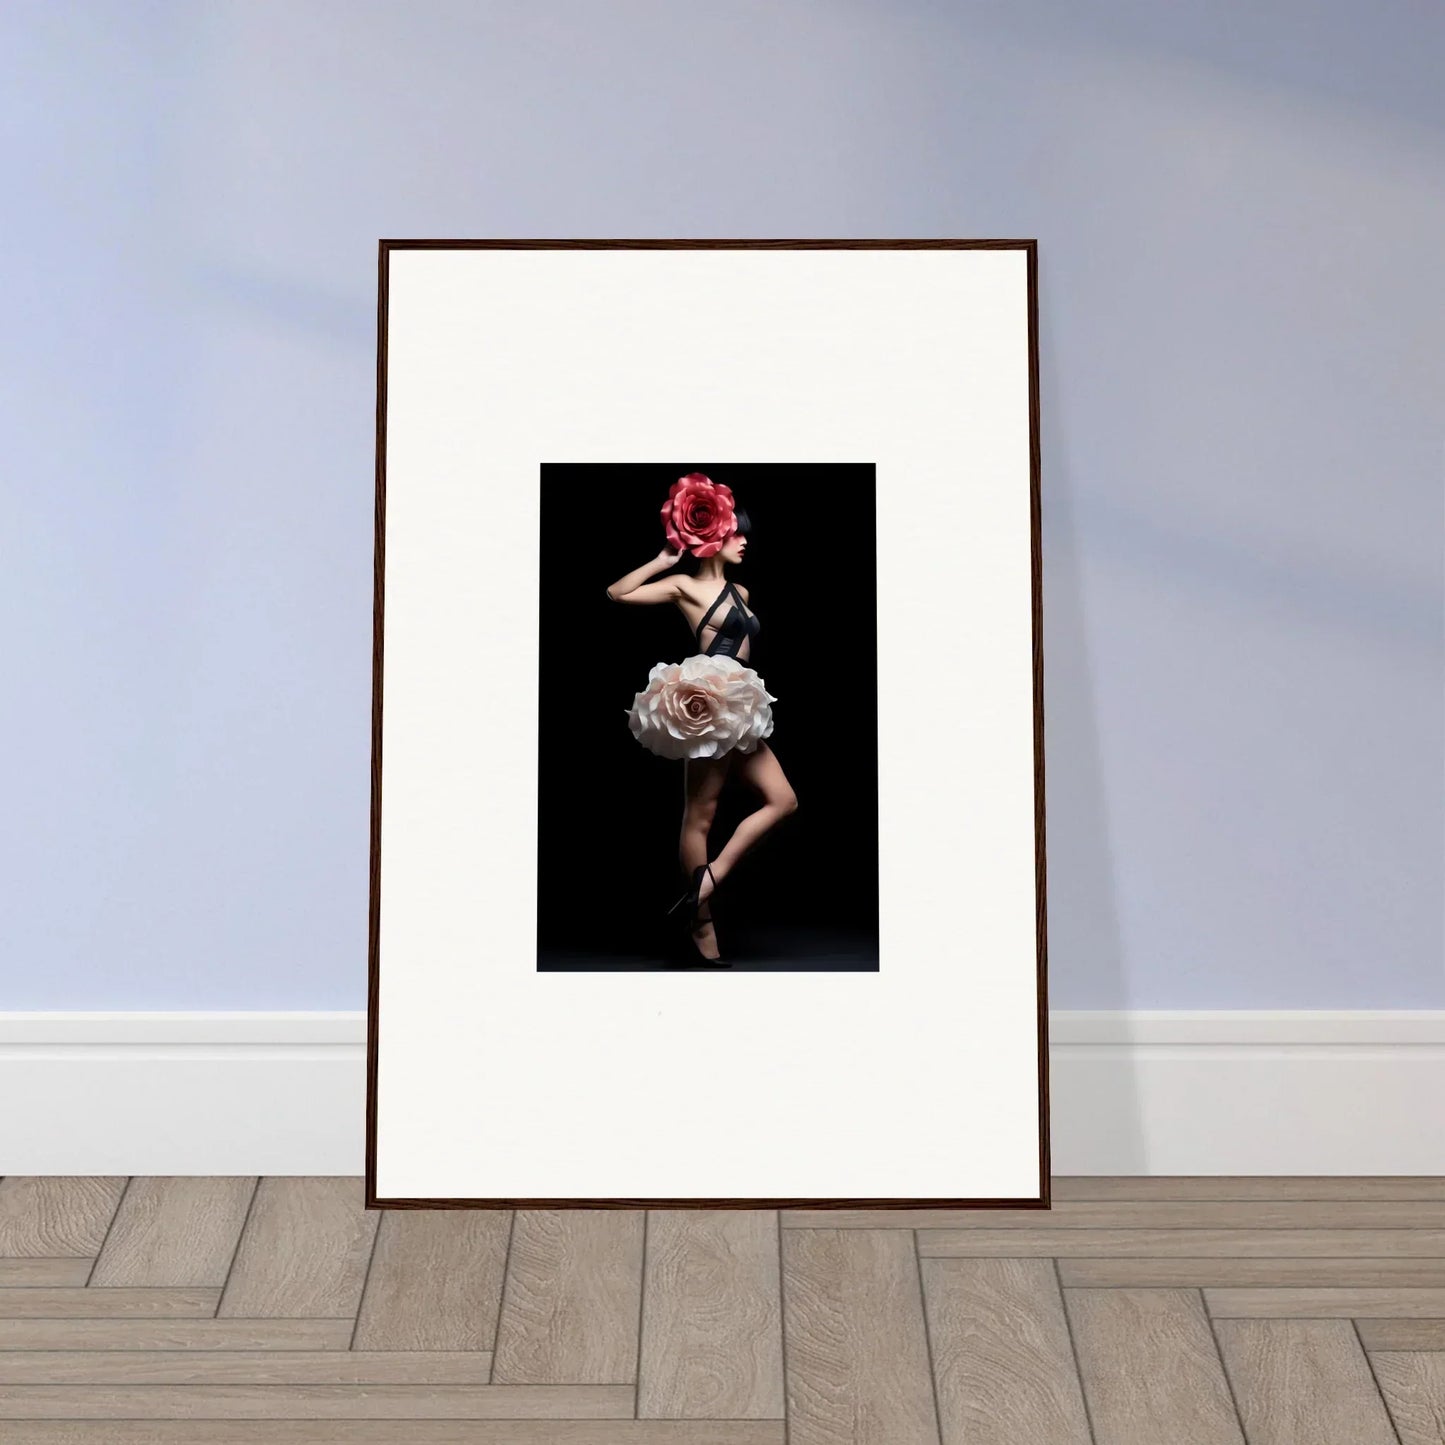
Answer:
[{"left": 733, "top": 505, "right": 752, "bottom": 537}]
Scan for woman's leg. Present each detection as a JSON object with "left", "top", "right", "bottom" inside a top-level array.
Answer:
[
  {"left": 697, "top": 742, "right": 798, "bottom": 902},
  {"left": 680, "top": 754, "right": 730, "bottom": 957}
]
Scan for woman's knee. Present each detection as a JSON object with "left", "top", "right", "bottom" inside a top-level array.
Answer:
[
  {"left": 775, "top": 788, "right": 799, "bottom": 817},
  {"left": 683, "top": 801, "right": 718, "bottom": 834}
]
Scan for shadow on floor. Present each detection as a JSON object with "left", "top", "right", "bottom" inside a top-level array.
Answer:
[{"left": 537, "top": 924, "right": 880, "bottom": 972}]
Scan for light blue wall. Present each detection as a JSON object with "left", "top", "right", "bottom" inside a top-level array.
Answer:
[{"left": 3, "top": 0, "right": 1441, "bottom": 1009}]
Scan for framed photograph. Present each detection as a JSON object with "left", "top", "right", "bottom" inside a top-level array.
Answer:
[{"left": 368, "top": 239, "right": 1047, "bottom": 1207}]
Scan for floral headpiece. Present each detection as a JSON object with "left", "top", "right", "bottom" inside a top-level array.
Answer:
[{"left": 660, "top": 472, "right": 738, "bottom": 559}]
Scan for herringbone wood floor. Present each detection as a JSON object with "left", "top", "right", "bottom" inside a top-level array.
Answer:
[{"left": 0, "top": 1177, "right": 1443, "bottom": 1442}]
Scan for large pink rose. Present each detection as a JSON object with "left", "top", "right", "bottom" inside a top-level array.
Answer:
[{"left": 661, "top": 472, "right": 737, "bottom": 558}]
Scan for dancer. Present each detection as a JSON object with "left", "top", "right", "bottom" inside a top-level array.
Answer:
[{"left": 606, "top": 473, "right": 799, "bottom": 965}]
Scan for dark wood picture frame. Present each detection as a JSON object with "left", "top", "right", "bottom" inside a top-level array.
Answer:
[{"left": 365, "top": 239, "right": 1048, "bottom": 1210}]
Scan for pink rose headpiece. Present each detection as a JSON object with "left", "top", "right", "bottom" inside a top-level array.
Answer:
[{"left": 661, "top": 472, "right": 738, "bottom": 558}]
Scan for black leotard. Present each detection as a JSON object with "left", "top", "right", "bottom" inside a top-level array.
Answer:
[{"left": 694, "top": 579, "right": 760, "bottom": 663}]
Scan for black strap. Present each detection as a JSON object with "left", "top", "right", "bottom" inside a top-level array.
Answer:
[{"left": 695, "top": 582, "right": 731, "bottom": 647}]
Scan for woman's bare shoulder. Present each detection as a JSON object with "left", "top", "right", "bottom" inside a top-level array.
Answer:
[{"left": 673, "top": 575, "right": 707, "bottom": 605}]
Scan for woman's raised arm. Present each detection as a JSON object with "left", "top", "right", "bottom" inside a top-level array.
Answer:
[{"left": 606, "top": 546, "right": 684, "bottom": 604}]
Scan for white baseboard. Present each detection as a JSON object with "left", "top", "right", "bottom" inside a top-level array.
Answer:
[
  {"left": 2, "top": 1011, "right": 1442, "bottom": 1177},
  {"left": 0, "top": 1013, "right": 365, "bottom": 1177},
  {"left": 1049, "top": 1011, "right": 1445, "bottom": 1176}
]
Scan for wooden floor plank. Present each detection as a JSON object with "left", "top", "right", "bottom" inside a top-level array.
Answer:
[
  {"left": 780, "top": 1228, "right": 938, "bottom": 1445},
  {"left": 1054, "top": 1177, "right": 1445, "bottom": 1201},
  {"left": 4, "top": 1173, "right": 1444, "bottom": 1443},
  {"left": 0, "top": 1179, "right": 127, "bottom": 1257},
  {"left": 0, "top": 1351, "right": 494, "bottom": 1384},
  {"left": 0, "top": 1287, "right": 219, "bottom": 1318},
  {"left": 1356, "top": 1318, "right": 1445, "bottom": 1350},
  {"left": 0, "top": 1318, "right": 353, "bottom": 1350},
  {"left": 1207, "top": 1286, "right": 1445, "bottom": 1318},
  {"left": 0, "top": 1383, "right": 633, "bottom": 1419},
  {"left": 1214, "top": 1319, "right": 1398, "bottom": 1445},
  {"left": 90, "top": 1178, "right": 255, "bottom": 1288},
  {"left": 1064, "top": 1287, "right": 1245, "bottom": 1444},
  {"left": 790, "top": 1201, "right": 1445, "bottom": 1229},
  {"left": 920, "top": 1227, "right": 1445, "bottom": 1258},
  {"left": 352, "top": 1208, "right": 510, "bottom": 1352},
  {"left": 491, "top": 1211, "right": 645, "bottom": 1385},
  {"left": 3, "top": 1423, "right": 786, "bottom": 1444},
  {"left": 921, "top": 1257, "right": 1090, "bottom": 1445},
  {"left": 638, "top": 1210, "right": 784, "bottom": 1420},
  {"left": 1370, "top": 1352, "right": 1445, "bottom": 1445},
  {"left": 1060, "top": 1256, "right": 1445, "bottom": 1287},
  {"left": 0, "top": 1259, "right": 92, "bottom": 1287},
  {"left": 217, "top": 1178, "right": 377, "bottom": 1320}
]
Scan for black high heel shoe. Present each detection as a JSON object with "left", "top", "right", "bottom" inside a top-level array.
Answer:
[
  {"left": 664, "top": 866, "right": 730, "bottom": 968},
  {"left": 664, "top": 917, "right": 731, "bottom": 968},
  {"left": 667, "top": 863, "right": 720, "bottom": 919}
]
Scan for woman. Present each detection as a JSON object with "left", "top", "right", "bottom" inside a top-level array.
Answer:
[{"left": 606, "top": 473, "right": 799, "bottom": 966}]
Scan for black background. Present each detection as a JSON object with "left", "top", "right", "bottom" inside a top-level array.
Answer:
[{"left": 536, "top": 463, "right": 879, "bottom": 971}]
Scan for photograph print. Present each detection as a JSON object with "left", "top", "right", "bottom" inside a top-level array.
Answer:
[
  {"left": 369, "top": 240, "right": 1045, "bottom": 1206},
  {"left": 537, "top": 463, "right": 878, "bottom": 972}
]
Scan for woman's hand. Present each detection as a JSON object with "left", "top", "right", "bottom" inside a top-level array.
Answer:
[{"left": 656, "top": 542, "right": 684, "bottom": 568}]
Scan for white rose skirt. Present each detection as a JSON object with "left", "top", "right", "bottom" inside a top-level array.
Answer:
[{"left": 626, "top": 654, "right": 776, "bottom": 761}]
